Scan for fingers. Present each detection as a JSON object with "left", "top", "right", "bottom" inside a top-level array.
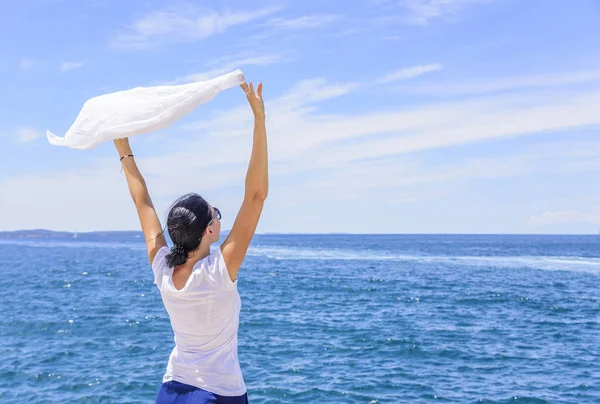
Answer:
[{"left": 241, "top": 81, "right": 263, "bottom": 98}]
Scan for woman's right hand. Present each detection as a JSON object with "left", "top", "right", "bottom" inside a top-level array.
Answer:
[
  {"left": 241, "top": 82, "right": 265, "bottom": 120},
  {"left": 114, "top": 137, "right": 132, "bottom": 156}
]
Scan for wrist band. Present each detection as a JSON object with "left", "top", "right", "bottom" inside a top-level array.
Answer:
[{"left": 120, "top": 154, "right": 134, "bottom": 161}]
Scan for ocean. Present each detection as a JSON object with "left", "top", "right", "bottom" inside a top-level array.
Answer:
[{"left": 0, "top": 234, "right": 598, "bottom": 403}]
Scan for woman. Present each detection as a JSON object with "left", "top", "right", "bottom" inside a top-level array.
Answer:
[{"left": 114, "top": 81, "right": 267, "bottom": 404}]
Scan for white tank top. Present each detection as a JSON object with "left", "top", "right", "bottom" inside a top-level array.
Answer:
[{"left": 151, "top": 246, "right": 246, "bottom": 396}]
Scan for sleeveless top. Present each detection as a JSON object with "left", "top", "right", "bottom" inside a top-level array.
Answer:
[{"left": 151, "top": 246, "right": 246, "bottom": 396}]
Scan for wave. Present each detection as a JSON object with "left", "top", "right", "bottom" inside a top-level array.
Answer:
[
  {"left": 247, "top": 246, "right": 600, "bottom": 274},
  {"left": 1, "top": 239, "right": 597, "bottom": 275},
  {"left": 0, "top": 239, "right": 146, "bottom": 251}
]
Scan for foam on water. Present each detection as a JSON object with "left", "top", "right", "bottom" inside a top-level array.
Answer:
[
  {"left": 0, "top": 239, "right": 146, "bottom": 251},
  {"left": 2, "top": 239, "right": 598, "bottom": 275},
  {"left": 248, "top": 245, "right": 600, "bottom": 274}
]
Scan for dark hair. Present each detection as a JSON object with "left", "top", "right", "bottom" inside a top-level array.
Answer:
[{"left": 165, "top": 193, "right": 213, "bottom": 268}]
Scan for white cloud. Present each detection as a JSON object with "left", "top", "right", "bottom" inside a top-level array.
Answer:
[
  {"left": 334, "top": 28, "right": 368, "bottom": 37},
  {"left": 0, "top": 154, "right": 251, "bottom": 232},
  {"left": 16, "top": 127, "right": 41, "bottom": 143},
  {"left": 270, "top": 136, "right": 600, "bottom": 209},
  {"left": 0, "top": 169, "right": 132, "bottom": 232},
  {"left": 112, "top": 6, "right": 281, "bottom": 50},
  {"left": 3, "top": 68, "right": 600, "bottom": 232},
  {"left": 403, "top": 70, "right": 600, "bottom": 96},
  {"left": 528, "top": 211, "right": 576, "bottom": 225},
  {"left": 401, "top": 0, "right": 491, "bottom": 25},
  {"left": 374, "top": 0, "right": 492, "bottom": 25},
  {"left": 183, "top": 78, "right": 360, "bottom": 139},
  {"left": 21, "top": 59, "right": 39, "bottom": 70},
  {"left": 205, "top": 54, "right": 286, "bottom": 69},
  {"left": 173, "top": 54, "right": 287, "bottom": 84},
  {"left": 331, "top": 95, "right": 598, "bottom": 159},
  {"left": 276, "top": 78, "right": 360, "bottom": 106},
  {"left": 180, "top": 71, "right": 600, "bottom": 169},
  {"left": 378, "top": 63, "right": 442, "bottom": 83},
  {"left": 528, "top": 210, "right": 600, "bottom": 226},
  {"left": 175, "top": 72, "right": 600, "bottom": 193},
  {"left": 269, "top": 14, "right": 342, "bottom": 29},
  {"left": 60, "top": 61, "right": 85, "bottom": 72}
]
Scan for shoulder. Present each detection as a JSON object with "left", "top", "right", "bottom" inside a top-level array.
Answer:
[
  {"left": 151, "top": 246, "right": 171, "bottom": 286},
  {"left": 152, "top": 245, "right": 170, "bottom": 268},
  {"left": 194, "top": 247, "right": 237, "bottom": 290}
]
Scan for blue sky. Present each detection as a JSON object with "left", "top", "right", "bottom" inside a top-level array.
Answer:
[{"left": 1, "top": 0, "right": 600, "bottom": 234}]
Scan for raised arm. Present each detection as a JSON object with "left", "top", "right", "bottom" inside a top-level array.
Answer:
[
  {"left": 221, "top": 82, "right": 268, "bottom": 281},
  {"left": 114, "top": 138, "right": 167, "bottom": 264}
]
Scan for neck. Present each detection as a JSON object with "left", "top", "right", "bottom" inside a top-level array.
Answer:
[{"left": 186, "top": 239, "right": 211, "bottom": 266}]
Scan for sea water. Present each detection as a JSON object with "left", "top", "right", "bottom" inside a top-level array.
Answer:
[{"left": 0, "top": 234, "right": 598, "bottom": 403}]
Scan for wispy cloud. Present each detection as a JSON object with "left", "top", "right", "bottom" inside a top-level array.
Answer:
[
  {"left": 173, "top": 54, "right": 287, "bottom": 84},
  {"left": 16, "top": 127, "right": 41, "bottom": 143},
  {"left": 400, "top": 69, "right": 600, "bottom": 96},
  {"left": 60, "top": 61, "right": 85, "bottom": 72},
  {"left": 4, "top": 69, "right": 600, "bottom": 232},
  {"left": 270, "top": 137, "right": 600, "bottom": 209},
  {"left": 376, "top": 0, "right": 492, "bottom": 25},
  {"left": 183, "top": 70, "right": 600, "bottom": 171},
  {"left": 112, "top": 6, "right": 281, "bottom": 50},
  {"left": 334, "top": 28, "right": 368, "bottom": 37},
  {"left": 403, "top": 0, "right": 492, "bottom": 25},
  {"left": 276, "top": 78, "right": 360, "bottom": 106},
  {"left": 269, "top": 14, "right": 342, "bottom": 29},
  {"left": 527, "top": 210, "right": 600, "bottom": 226},
  {"left": 21, "top": 59, "right": 40, "bottom": 70},
  {"left": 183, "top": 78, "right": 360, "bottom": 139},
  {"left": 378, "top": 63, "right": 442, "bottom": 83}
]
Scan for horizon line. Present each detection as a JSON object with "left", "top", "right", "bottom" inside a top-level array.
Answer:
[{"left": 0, "top": 229, "right": 598, "bottom": 236}]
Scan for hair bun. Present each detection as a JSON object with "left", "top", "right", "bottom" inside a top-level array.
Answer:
[
  {"left": 166, "top": 243, "right": 188, "bottom": 267},
  {"left": 172, "top": 243, "right": 186, "bottom": 255}
]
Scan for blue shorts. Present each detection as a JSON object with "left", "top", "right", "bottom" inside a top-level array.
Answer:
[{"left": 156, "top": 380, "right": 249, "bottom": 404}]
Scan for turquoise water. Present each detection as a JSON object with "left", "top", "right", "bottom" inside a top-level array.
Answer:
[{"left": 1, "top": 234, "right": 599, "bottom": 403}]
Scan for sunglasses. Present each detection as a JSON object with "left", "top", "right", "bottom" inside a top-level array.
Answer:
[{"left": 207, "top": 207, "right": 221, "bottom": 227}]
